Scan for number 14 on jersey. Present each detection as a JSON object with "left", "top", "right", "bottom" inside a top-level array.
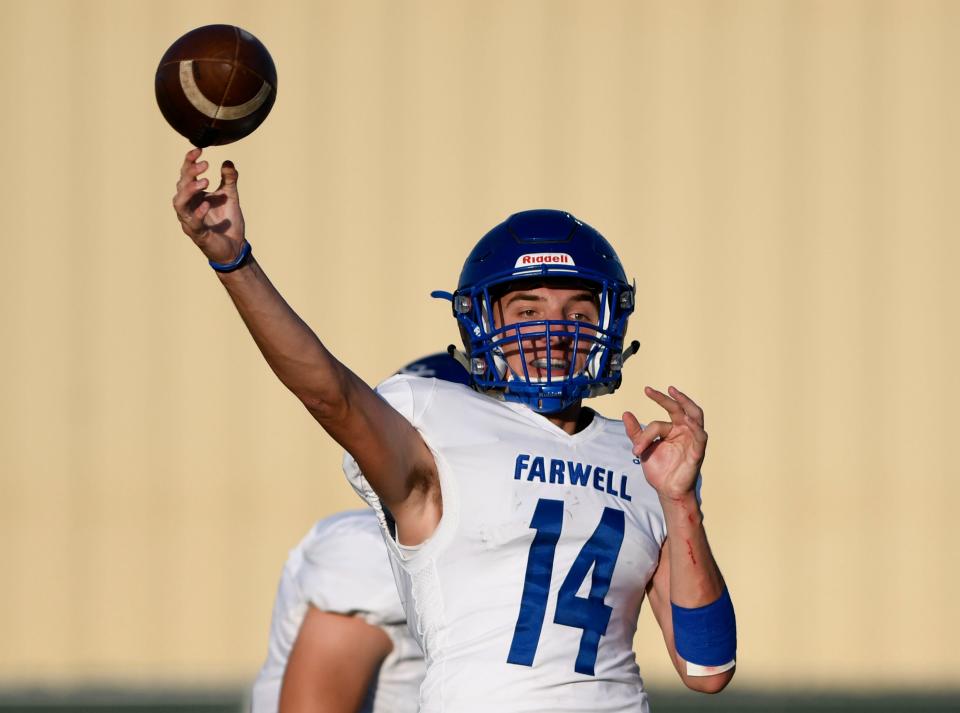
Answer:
[{"left": 507, "top": 498, "right": 626, "bottom": 675}]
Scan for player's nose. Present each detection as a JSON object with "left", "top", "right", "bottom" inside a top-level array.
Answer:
[{"left": 545, "top": 321, "right": 574, "bottom": 346}]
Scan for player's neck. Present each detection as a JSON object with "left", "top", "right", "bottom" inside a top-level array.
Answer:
[{"left": 544, "top": 401, "right": 594, "bottom": 435}]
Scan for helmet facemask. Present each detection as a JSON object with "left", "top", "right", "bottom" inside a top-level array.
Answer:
[{"left": 452, "top": 271, "right": 634, "bottom": 413}]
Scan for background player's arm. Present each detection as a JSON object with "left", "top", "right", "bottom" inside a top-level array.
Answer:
[
  {"left": 172, "top": 150, "right": 438, "bottom": 541},
  {"left": 278, "top": 606, "right": 392, "bottom": 713},
  {"left": 624, "top": 386, "right": 735, "bottom": 693}
]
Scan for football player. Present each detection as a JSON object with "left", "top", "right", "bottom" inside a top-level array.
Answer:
[
  {"left": 250, "top": 510, "right": 422, "bottom": 713},
  {"left": 174, "top": 150, "right": 736, "bottom": 713},
  {"left": 250, "top": 354, "right": 468, "bottom": 713}
]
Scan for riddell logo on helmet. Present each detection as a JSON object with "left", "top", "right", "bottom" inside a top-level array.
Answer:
[{"left": 515, "top": 253, "right": 575, "bottom": 268}]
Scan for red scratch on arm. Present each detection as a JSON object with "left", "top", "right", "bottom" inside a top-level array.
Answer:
[{"left": 686, "top": 540, "right": 697, "bottom": 566}]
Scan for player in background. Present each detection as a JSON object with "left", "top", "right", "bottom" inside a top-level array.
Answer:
[
  {"left": 250, "top": 510, "right": 422, "bottom": 713},
  {"left": 249, "top": 354, "right": 468, "bottom": 713},
  {"left": 173, "top": 151, "right": 736, "bottom": 712}
]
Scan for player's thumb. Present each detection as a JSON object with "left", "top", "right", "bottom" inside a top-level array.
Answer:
[
  {"left": 220, "top": 160, "right": 239, "bottom": 188},
  {"left": 622, "top": 411, "right": 643, "bottom": 440}
]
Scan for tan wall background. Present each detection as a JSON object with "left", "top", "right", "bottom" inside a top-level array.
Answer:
[{"left": 0, "top": 0, "right": 956, "bottom": 692}]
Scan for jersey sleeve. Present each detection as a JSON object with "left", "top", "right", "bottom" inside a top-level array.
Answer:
[
  {"left": 342, "top": 374, "right": 436, "bottom": 509},
  {"left": 296, "top": 517, "right": 405, "bottom": 625},
  {"left": 374, "top": 373, "right": 436, "bottom": 424}
]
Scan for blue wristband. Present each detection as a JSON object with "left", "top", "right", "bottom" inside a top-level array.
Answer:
[
  {"left": 209, "top": 242, "right": 252, "bottom": 272},
  {"left": 671, "top": 587, "right": 737, "bottom": 667}
]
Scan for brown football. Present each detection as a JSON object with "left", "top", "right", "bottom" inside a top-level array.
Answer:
[{"left": 155, "top": 24, "right": 277, "bottom": 147}]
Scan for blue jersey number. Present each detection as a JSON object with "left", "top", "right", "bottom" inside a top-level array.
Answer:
[{"left": 506, "top": 498, "right": 626, "bottom": 675}]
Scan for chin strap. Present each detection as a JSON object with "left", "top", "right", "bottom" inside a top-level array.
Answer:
[
  {"left": 446, "top": 344, "right": 472, "bottom": 373},
  {"left": 621, "top": 340, "right": 641, "bottom": 364},
  {"left": 585, "top": 340, "right": 642, "bottom": 398}
]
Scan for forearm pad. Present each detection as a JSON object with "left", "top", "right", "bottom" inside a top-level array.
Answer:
[{"left": 671, "top": 586, "right": 737, "bottom": 674}]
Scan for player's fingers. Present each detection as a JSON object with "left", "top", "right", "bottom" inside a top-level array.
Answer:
[
  {"left": 668, "top": 386, "right": 704, "bottom": 427},
  {"left": 190, "top": 160, "right": 209, "bottom": 179},
  {"left": 194, "top": 200, "right": 211, "bottom": 222},
  {"left": 622, "top": 411, "right": 643, "bottom": 441},
  {"left": 632, "top": 421, "right": 672, "bottom": 457},
  {"left": 179, "top": 199, "right": 212, "bottom": 236},
  {"left": 173, "top": 184, "right": 210, "bottom": 232},
  {"left": 631, "top": 420, "right": 672, "bottom": 457},
  {"left": 173, "top": 178, "right": 208, "bottom": 214},
  {"left": 179, "top": 148, "right": 203, "bottom": 180},
  {"left": 644, "top": 386, "right": 685, "bottom": 423},
  {"left": 176, "top": 161, "right": 210, "bottom": 193}
]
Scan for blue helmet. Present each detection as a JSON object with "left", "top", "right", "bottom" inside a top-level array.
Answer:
[
  {"left": 432, "top": 209, "right": 637, "bottom": 413},
  {"left": 397, "top": 351, "right": 471, "bottom": 386}
]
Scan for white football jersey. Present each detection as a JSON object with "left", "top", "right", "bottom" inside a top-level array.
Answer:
[
  {"left": 344, "top": 375, "right": 668, "bottom": 713},
  {"left": 250, "top": 509, "right": 425, "bottom": 713}
]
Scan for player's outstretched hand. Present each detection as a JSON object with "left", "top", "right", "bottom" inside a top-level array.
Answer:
[
  {"left": 623, "top": 386, "right": 707, "bottom": 501},
  {"left": 172, "top": 148, "right": 246, "bottom": 265}
]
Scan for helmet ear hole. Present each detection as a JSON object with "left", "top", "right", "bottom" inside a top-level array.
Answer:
[{"left": 454, "top": 295, "right": 472, "bottom": 314}]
